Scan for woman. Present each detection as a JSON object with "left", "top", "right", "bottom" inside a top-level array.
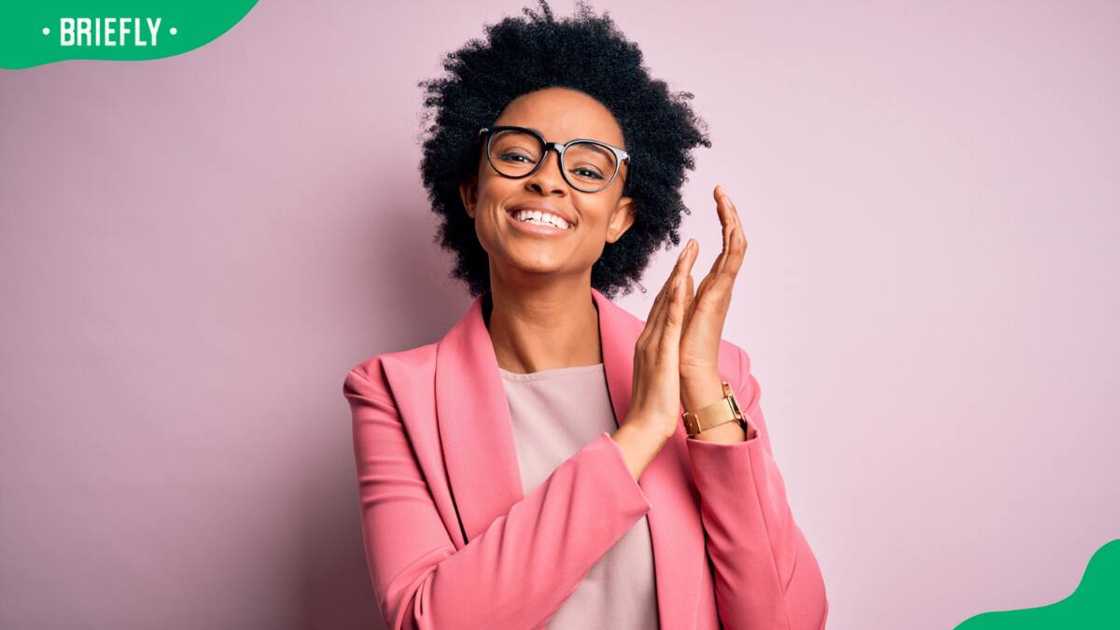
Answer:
[{"left": 343, "top": 2, "right": 828, "bottom": 628}]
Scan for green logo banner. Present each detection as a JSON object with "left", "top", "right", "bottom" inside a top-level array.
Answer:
[
  {"left": 0, "top": 0, "right": 258, "bottom": 69},
  {"left": 955, "top": 539, "right": 1120, "bottom": 628}
]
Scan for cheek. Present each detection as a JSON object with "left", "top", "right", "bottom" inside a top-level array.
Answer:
[
  {"left": 474, "top": 174, "right": 517, "bottom": 212},
  {"left": 469, "top": 180, "right": 516, "bottom": 249},
  {"left": 581, "top": 202, "right": 617, "bottom": 233}
]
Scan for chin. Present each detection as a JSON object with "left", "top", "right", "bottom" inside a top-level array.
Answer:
[
  {"left": 491, "top": 249, "right": 569, "bottom": 279},
  {"left": 508, "top": 258, "right": 566, "bottom": 276}
]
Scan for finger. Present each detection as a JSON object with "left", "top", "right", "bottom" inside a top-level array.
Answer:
[
  {"left": 680, "top": 245, "right": 699, "bottom": 332},
  {"left": 701, "top": 186, "right": 733, "bottom": 280},
  {"left": 720, "top": 187, "right": 748, "bottom": 274},
  {"left": 655, "top": 275, "right": 684, "bottom": 360},
  {"left": 657, "top": 241, "right": 697, "bottom": 351},
  {"left": 667, "top": 276, "right": 688, "bottom": 340},
  {"left": 718, "top": 183, "right": 743, "bottom": 239},
  {"left": 719, "top": 222, "right": 747, "bottom": 282},
  {"left": 653, "top": 241, "right": 693, "bottom": 322},
  {"left": 681, "top": 252, "right": 697, "bottom": 331},
  {"left": 714, "top": 185, "right": 735, "bottom": 252},
  {"left": 701, "top": 187, "right": 747, "bottom": 293},
  {"left": 644, "top": 281, "right": 675, "bottom": 358},
  {"left": 640, "top": 240, "right": 694, "bottom": 346},
  {"left": 638, "top": 273, "right": 672, "bottom": 347}
]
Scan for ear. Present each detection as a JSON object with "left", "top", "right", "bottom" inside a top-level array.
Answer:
[
  {"left": 458, "top": 177, "right": 478, "bottom": 219},
  {"left": 605, "top": 195, "right": 635, "bottom": 243}
]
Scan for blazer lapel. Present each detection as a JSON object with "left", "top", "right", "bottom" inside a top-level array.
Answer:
[
  {"left": 434, "top": 293, "right": 525, "bottom": 545},
  {"left": 434, "top": 288, "right": 709, "bottom": 629}
]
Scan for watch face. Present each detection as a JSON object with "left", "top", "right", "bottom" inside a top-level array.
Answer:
[
  {"left": 684, "top": 417, "right": 699, "bottom": 435},
  {"left": 727, "top": 392, "right": 743, "bottom": 419}
]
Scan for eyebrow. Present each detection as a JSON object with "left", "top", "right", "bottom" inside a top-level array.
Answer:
[
  {"left": 523, "top": 125, "right": 622, "bottom": 149},
  {"left": 530, "top": 126, "right": 573, "bottom": 143}
]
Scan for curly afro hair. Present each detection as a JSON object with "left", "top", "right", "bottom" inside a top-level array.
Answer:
[{"left": 418, "top": 0, "right": 711, "bottom": 299}]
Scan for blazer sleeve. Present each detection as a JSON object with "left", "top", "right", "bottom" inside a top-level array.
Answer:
[
  {"left": 343, "top": 364, "right": 653, "bottom": 630},
  {"left": 684, "top": 345, "right": 829, "bottom": 630}
]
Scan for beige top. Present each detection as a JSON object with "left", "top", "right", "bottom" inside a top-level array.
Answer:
[{"left": 497, "top": 362, "right": 660, "bottom": 629}]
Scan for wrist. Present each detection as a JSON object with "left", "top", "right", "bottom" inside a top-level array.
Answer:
[
  {"left": 692, "top": 418, "right": 747, "bottom": 443},
  {"left": 681, "top": 377, "right": 755, "bottom": 442},
  {"left": 623, "top": 411, "right": 676, "bottom": 443},
  {"left": 680, "top": 373, "right": 724, "bottom": 413}
]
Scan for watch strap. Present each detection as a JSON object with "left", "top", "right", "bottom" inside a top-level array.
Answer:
[{"left": 682, "top": 381, "right": 747, "bottom": 437}]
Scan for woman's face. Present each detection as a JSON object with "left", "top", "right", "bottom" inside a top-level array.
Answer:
[{"left": 459, "top": 87, "right": 634, "bottom": 290}]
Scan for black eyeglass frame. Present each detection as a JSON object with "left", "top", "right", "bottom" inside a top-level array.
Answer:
[{"left": 478, "top": 125, "right": 631, "bottom": 194}]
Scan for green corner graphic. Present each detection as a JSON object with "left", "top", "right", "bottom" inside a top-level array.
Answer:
[
  {"left": 1, "top": 1, "right": 258, "bottom": 69},
  {"left": 955, "top": 539, "right": 1120, "bottom": 629}
]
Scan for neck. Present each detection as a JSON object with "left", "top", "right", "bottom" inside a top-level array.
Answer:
[{"left": 485, "top": 275, "right": 602, "bottom": 374}]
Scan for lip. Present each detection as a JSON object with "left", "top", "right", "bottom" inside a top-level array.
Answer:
[
  {"left": 506, "top": 204, "right": 577, "bottom": 229},
  {"left": 506, "top": 213, "right": 572, "bottom": 237}
]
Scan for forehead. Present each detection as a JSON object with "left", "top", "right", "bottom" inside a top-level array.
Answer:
[{"left": 494, "top": 87, "right": 624, "bottom": 147}]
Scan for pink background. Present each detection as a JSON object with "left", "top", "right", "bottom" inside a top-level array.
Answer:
[{"left": 2, "top": 1, "right": 1117, "bottom": 628}]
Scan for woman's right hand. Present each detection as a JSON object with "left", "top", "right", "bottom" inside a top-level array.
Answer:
[{"left": 623, "top": 238, "right": 699, "bottom": 441}]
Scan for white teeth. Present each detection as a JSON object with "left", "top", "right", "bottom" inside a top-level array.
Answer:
[{"left": 512, "top": 209, "right": 570, "bottom": 230}]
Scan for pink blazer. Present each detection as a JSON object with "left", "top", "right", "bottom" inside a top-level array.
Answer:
[{"left": 343, "top": 287, "right": 828, "bottom": 629}]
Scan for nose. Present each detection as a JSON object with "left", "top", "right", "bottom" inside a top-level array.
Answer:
[{"left": 525, "top": 146, "right": 567, "bottom": 195}]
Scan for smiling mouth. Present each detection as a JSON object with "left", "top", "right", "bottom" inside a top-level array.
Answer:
[{"left": 506, "top": 208, "right": 574, "bottom": 231}]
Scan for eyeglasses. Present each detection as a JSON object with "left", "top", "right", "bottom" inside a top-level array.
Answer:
[{"left": 478, "top": 125, "right": 630, "bottom": 194}]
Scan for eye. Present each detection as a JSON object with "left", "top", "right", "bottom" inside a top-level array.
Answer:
[
  {"left": 572, "top": 167, "right": 604, "bottom": 179},
  {"left": 499, "top": 152, "right": 535, "bottom": 163}
]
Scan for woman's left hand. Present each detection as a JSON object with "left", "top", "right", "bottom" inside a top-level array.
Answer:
[{"left": 678, "top": 184, "right": 748, "bottom": 413}]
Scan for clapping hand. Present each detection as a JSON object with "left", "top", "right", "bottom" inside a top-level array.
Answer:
[
  {"left": 678, "top": 185, "right": 748, "bottom": 414},
  {"left": 624, "top": 184, "right": 748, "bottom": 441}
]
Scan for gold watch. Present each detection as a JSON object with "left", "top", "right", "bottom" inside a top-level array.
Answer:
[{"left": 682, "top": 381, "right": 749, "bottom": 437}]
